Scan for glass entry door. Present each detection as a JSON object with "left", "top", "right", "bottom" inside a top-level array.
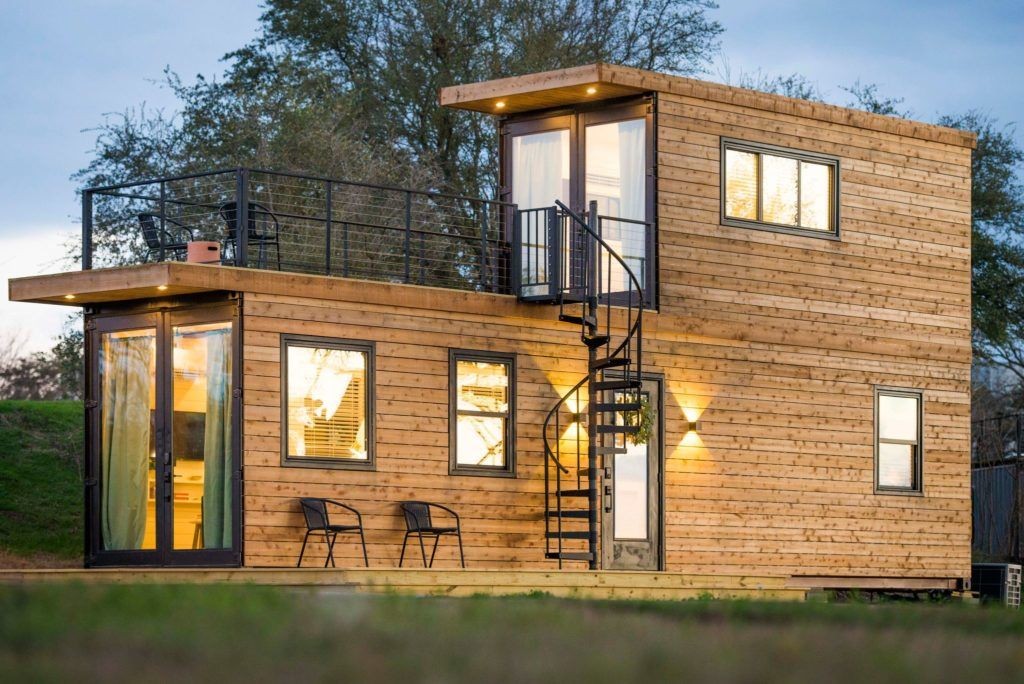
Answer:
[
  {"left": 504, "top": 102, "right": 653, "bottom": 302},
  {"left": 601, "top": 378, "right": 662, "bottom": 570},
  {"left": 86, "top": 304, "right": 239, "bottom": 566}
]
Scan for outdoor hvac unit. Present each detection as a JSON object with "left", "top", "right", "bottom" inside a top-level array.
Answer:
[{"left": 972, "top": 563, "right": 1022, "bottom": 608}]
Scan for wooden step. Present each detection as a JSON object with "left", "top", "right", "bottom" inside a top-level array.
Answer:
[
  {"left": 593, "top": 445, "right": 627, "bottom": 455},
  {"left": 544, "top": 552, "right": 595, "bottom": 561},
  {"left": 556, "top": 489, "right": 590, "bottom": 498}
]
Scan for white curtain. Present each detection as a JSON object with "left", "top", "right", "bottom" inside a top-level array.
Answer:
[{"left": 512, "top": 130, "right": 567, "bottom": 210}]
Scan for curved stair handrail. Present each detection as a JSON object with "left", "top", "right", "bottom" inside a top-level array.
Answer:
[{"left": 541, "top": 200, "right": 646, "bottom": 568}]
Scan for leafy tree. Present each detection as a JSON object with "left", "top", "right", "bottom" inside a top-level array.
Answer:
[
  {"left": 938, "top": 113, "right": 1024, "bottom": 385},
  {"left": 77, "top": 0, "right": 722, "bottom": 202}
]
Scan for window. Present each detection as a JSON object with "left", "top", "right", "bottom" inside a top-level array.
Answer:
[
  {"left": 450, "top": 350, "right": 515, "bottom": 476},
  {"left": 875, "top": 388, "right": 923, "bottom": 493},
  {"left": 281, "top": 336, "right": 374, "bottom": 469},
  {"left": 721, "top": 139, "right": 839, "bottom": 238}
]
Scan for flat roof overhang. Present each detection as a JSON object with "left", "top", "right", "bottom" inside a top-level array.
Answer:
[
  {"left": 7, "top": 262, "right": 551, "bottom": 319},
  {"left": 439, "top": 63, "right": 650, "bottom": 115},
  {"left": 440, "top": 62, "right": 976, "bottom": 149}
]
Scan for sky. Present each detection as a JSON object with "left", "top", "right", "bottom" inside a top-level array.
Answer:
[{"left": 0, "top": 0, "right": 1021, "bottom": 351}]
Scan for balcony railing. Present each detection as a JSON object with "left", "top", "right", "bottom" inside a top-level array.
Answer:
[
  {"left": 513, "top": 206, "right": 654, "bottom": 305},
  {"left": 82, "top": 168, "right": 513, "bottom": 294}
]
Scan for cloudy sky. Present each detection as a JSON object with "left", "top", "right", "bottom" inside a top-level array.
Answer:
[{"left": 1, "top": 0, "right": 1021, "bottom": 351}]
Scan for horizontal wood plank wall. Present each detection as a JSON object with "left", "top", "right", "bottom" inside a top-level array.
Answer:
[
  {"left": 239, "top": 87, "right": 971, "bottom": 581},
  {"left": 654, "top": 90, "right": 971, "bottom": 580}
]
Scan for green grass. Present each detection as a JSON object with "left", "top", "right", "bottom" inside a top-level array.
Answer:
[
  {"left": 1, "top": 585, "right": 1023, "bottom": 682},
  {"left": 0, "top": 400, "right": 83, "bottom": 562}
]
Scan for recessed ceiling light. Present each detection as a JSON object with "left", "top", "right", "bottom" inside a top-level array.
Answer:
[
  {"left": 156, "top": 285, "right": 168, "bottom": 291},
  {"left": 586, "top": 86, "right": 597, "bottom": 95},
  {"left": 63, "top": 294, "right": 76, "bottom": 300},
  {"left": 495, "top": 101, "right": 506, "bottom": 109}
]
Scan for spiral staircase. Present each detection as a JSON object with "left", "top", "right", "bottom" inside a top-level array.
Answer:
[{"left": 515, "top": 200, "right": 645, "bottom": 569}]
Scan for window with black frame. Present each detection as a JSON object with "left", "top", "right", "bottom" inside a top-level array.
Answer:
[
  {"left": 450, "top": 350, "right": 515, "bottom": 476},
  {"left": 722, "top": 139, "right": 839, "bottom": 238},
  {"left": 281, "top": 336, "right": 374, "bottom": 469},
  {"left": 875, "top": 388, "right": 923, "bottom": 493}
]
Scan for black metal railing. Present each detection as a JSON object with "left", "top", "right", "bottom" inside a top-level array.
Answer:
[
  {"left": 513, "top": 206, "right": 654, "bottom": 305},
  {"left": 972, "top": 414, "right": 1024, "bottom": 564},
  {"left": 541, "top": 201, "right": 645, "bottom": 568},
  {"left": 82, "top": 168, "right": 514, "bottom": 293}
]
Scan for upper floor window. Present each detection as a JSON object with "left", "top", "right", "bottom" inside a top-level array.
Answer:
[
  {"left": 282, "top": 335, "right": 374, "bottom": 469},
  {"left": 450, "top": 350, "right": 515, "bottom": 477},
  {"left": 875, "top": 388, "right": 923, "bottom": 494},
  {"left": 721, "top": 139, "right": 839, "bottom": 238}
]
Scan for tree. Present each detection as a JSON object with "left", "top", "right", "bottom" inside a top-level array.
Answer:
[
  {"left": 77, "top": 0, "right": 723, "bottom": 202},
  {"left": 937, "top": 113, "right": 1024, "bottom": 385},
  {"left": 0, "top": 317, "right": 84, "bottom": 401}
]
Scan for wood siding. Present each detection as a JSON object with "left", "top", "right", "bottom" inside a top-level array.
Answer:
[{"left": 240, "top": 85, "right": 971, "bottom": 579}]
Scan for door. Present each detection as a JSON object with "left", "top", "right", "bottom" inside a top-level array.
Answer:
[
  {"left": 504, "top": 102, "right": 654, "bottom": 302},
  {"left": 602, "top": 377, "right": 662, "bottom": 570},
  {"left": 86, "top": 303, "right": 240, "bottom": 567}
]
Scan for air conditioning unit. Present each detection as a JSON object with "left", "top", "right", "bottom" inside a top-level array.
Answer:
[{"left": 972, "top": 563, "right": 1022, "bottom": 608}]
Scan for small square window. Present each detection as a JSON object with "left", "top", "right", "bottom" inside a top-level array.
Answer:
[
  {"left": 281, "top": 336, "right": 374, "bottom": 469},
  {"left": 875, "top": 389, "right": 922, "bottom": 493},
  {"left": 450, "top": 350, "right": 515, "bottom": 476}
]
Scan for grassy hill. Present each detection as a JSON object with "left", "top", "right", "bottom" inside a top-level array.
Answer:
[{"left": 0, "top": 400, "right": 82, "bottom": 566}]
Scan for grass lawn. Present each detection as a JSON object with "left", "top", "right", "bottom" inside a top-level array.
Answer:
[
  {"left": 1, "top": 584, "right": 1023, "bottom": 682},
  {"left": 0, "top": 400, "right": 83, "bottom": 566}
]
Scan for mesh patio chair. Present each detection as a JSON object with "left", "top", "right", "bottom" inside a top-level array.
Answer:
[
  {"left": 219, "top": 201, "right": 281, "bottom": 269},
  {"left": 398, "top": 500, "right": 465, "bottom": 568},
  {"left": 138, "top": 213, "right": 194, "bottom": 262},
  {"left": 296, "top": 498, "right": 369, "bottom": 568}
]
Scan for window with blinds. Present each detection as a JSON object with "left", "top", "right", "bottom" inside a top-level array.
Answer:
[
  {"left": 282, "top": 336, "right": 374, "bottom": 468},
  {"left": 722, "top": 139, "right": 839, "bottom": 238},
  {"left": 450, "top": 350, "right": 515, "bottom": 476}
]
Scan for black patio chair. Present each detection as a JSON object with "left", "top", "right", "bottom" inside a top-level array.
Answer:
[
  {"left": 219, "top": 201, "right": 281, "bottom": 269},
  {"left": 296, "top": 498, "right": 369, "bottom": 568},
  {"left": 138, "top": 213, "right": 194, "bottom": 262},
  {"left": 398, "top": 500, "right": 465, "bottom": 568}
]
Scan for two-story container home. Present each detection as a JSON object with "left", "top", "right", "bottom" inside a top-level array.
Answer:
[{"left": 10, "top": 64, "right": 975, "bottom": 593}]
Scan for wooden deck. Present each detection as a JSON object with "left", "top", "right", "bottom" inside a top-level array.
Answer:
[{"left": 0, "top": 568, "right": 807, "bottom": 601}]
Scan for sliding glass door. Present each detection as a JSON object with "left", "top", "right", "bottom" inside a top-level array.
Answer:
[{"left": 87, "top": 303, "right": 240, "bottom": 567}]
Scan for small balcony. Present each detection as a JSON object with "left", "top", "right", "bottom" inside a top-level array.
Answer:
[{"left": 81, "top": 168, "right": 512, "bottom": 294}]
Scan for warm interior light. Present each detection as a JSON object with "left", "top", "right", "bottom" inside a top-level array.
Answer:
[
  {"left": 586, "top": 86, "right": 597, "bottom": 95},
  {"left": 156, "top": 285, "right": 168, "bottom": 291},
  {"left": 495, "top": 100, "right": 506, "bottom": 109},
  {"left": 63, "top": 294, "right": 76, "bottom": 300}
]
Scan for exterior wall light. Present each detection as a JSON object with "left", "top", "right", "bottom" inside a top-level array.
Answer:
[{"left": 686, "top": 419, "right": 700, "bottom": 434}]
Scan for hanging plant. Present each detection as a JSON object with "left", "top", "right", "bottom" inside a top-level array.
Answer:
[{"left": 624, "top": 395, "right": 653, "bottom": 446}]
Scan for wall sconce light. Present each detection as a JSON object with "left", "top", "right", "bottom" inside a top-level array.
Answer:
[
  {"left": 570, "top": 412, "right": 584, "bottom": 424},
  {"left": 686, "top": 419, "right": 700, "bottom": 434}
]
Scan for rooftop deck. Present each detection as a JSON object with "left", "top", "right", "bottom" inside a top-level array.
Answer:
[{"left": 81, "top": 168, "right": 512, "bottom": 294}]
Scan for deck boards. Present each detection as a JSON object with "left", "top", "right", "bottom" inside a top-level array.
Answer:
[{"left": 0, "top": 568, "right": 807, "bottom": 601}]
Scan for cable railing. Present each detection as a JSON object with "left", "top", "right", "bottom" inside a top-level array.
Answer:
[{"left": 82, "top": 168, "right": 513, "bottom": 294}]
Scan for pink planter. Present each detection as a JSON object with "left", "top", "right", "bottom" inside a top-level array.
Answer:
[{"left": 186, "top": 241, "right": 221, "bottom": 264}]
